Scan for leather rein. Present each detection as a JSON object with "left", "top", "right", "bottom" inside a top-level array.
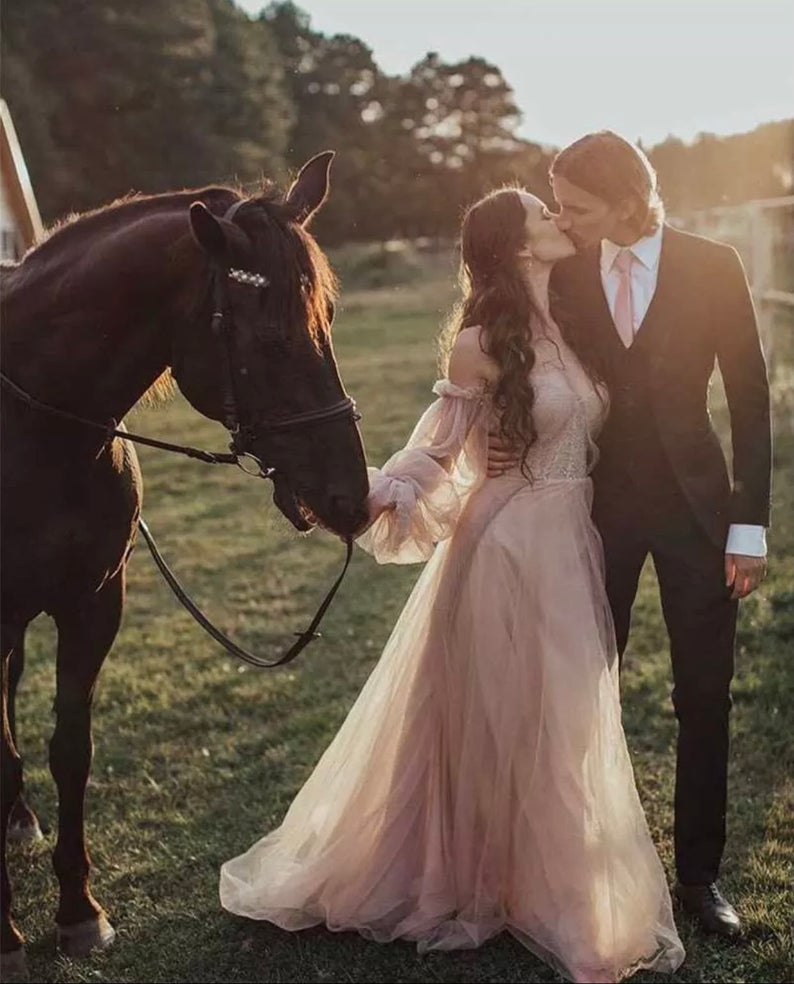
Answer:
[{"left": 0, "top": 199, "right": 361, "bottom": 669}]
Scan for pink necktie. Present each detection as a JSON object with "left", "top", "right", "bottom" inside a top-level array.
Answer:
[{"left": 612, "top": 248, "right": 635, "bottom": 348}]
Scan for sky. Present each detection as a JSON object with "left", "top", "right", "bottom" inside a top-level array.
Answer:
[{"left": 235, "top": 0, "right": 794, "bottom": 148}]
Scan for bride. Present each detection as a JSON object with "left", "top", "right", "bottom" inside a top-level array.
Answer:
[{"left": 219, "top": 187, "right": 686, "bottom": 983}]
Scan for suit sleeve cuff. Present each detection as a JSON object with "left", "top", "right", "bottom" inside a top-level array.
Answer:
[{"left": 725, "top": 524, "right": 767, "bottom": 557}]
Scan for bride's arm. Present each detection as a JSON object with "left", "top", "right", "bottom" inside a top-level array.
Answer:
[
  {"left": 361, "top": 326, "right": 493, "bottom": 525},
  {"left": 354, "top": 329, "right": 494, "bottom": 563}
]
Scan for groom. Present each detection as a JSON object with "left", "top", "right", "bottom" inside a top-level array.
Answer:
[{"left": 490, "top": 130, "right": 772, "bottom": 938}]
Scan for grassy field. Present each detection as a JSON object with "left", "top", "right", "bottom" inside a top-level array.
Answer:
[{"left": 8, "top": 272, "right": 794, "bottom": 983}]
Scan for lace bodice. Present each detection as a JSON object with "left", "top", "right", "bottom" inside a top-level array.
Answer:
[{"left": 503, "top": 328, "right": 607, "bottom": 484}]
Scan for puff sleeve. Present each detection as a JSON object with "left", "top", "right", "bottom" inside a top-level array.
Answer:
[{"left": 356, "top": 380, "right": 489, "bottom": 564}]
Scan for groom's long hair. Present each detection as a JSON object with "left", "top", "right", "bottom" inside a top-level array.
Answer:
[{"left": 440, "top": 188, "right": 550, "bottom": 477}]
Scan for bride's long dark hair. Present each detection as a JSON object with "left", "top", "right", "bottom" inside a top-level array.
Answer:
[{"left": 439, "top": 187, "right": 548, "bottom": 475}]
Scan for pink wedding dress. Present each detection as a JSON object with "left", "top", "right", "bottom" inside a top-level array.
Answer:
[{"left": 220, "top": 323, "right": 686, "bottom": 983}]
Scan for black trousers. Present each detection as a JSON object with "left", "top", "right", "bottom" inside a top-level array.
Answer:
[{"left": 593, "top": 487, "right": 738, "bottom": 886}]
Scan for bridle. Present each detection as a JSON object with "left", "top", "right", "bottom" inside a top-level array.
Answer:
[
  {"left": 0, "top": 196, "right": 363, "bottom": 669},
  {"left": 206, "top": 199, "right": 360, "bottom": 480}
]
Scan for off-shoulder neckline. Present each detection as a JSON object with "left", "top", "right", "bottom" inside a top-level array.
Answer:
[{"left": 432, "top": 379, "right": 488, "bottom": 400}]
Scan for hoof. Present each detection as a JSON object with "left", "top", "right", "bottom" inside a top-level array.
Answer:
[
  {"left": 57, "top": 913, "right": 116, "bottom": 958},
  {"left": 7, "top": 801, "right": 44, "bottom": 845},
  {"left": 7, "top": 817, "right": 44, "bottom": 845},
  {"left": 0, "top": 947, "right": 28, "bottom": 981}
]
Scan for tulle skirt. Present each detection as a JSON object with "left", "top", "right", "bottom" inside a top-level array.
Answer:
[{"left": 220, "top": 477, "right": 685, "bottom": 982}]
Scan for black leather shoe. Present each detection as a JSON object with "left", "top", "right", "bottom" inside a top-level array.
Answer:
[{"left": 675, "top": 882, "right": 742, "bottom": 938}]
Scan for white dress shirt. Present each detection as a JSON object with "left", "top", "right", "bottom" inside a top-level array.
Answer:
[
  {"left": 601, "top": 227, "right": 664, "bottom": 332},
  {"left": 599, "top": 229, "right": 767, "bottom": 558}
]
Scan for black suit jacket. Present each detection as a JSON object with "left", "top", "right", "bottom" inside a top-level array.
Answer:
[{"left": 550, "top": 225, "right": 772, "bottom": 547}]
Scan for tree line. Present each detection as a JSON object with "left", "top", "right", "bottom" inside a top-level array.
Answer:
[{"left": 2, "top": 0, "right": 792, "bottom": 244}]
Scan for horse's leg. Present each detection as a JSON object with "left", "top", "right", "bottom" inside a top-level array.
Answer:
[
  {"left": 50, "top": 571, "right": 124, "bottom": 958},
  {"left": 1, "top": 623, "right": 28, "bottom": 976},
  {"left": 7, "top": 636, "right": 43, "bottom": 845}
]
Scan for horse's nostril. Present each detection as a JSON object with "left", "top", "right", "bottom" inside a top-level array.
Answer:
[
  {"left": 327, "top": 494, "right": 368, "bottom": 528},
  {"left": 329, "top": 493, "right": 356, "bottom": 516}
]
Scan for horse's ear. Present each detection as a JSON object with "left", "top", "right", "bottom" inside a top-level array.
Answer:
[
  {"left": 189, "top": 202, "right": 233, "bottom": 259},
  {"left": 285, "top": 150, "right": 334, "bottom": 226}
]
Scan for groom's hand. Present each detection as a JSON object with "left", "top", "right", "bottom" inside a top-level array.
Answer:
[
  {"left": 725, "top": 553, "right": 767, "bottom": 600},
  {"left": 487, "top": 430, "right": 521, "bottom": 477}
]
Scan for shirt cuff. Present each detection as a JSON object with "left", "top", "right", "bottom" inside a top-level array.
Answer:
[{"left": 725, "top": 524, "right": 767, "bottom": 557}]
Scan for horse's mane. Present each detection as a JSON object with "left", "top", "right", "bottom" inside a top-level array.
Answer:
[{"left": 135, "top": 369, "right": 176, "bottom": 409}]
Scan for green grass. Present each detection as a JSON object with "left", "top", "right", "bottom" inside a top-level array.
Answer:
[{"left": 8, "top": 276, "right": 794, "bottom": 983}]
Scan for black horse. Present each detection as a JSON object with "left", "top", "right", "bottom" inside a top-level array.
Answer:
[{"left": 0, "top": 152, "right": 369, "bottom": 972}]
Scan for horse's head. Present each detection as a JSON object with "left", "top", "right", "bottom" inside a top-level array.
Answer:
[{"left": 171, "top": 153, "right": 369, "bottom": 537}]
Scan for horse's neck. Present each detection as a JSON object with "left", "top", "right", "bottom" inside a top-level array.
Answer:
[
  {"left": 2, "top": 273, "right": 175, "bottom": 425},
  {"left": 2, "top": 207, "right": 206, "bottom": 424}
]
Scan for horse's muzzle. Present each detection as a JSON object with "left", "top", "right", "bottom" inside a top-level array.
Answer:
[{"left": 272, "top": 475, "right": 314, "bottom": 532}]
